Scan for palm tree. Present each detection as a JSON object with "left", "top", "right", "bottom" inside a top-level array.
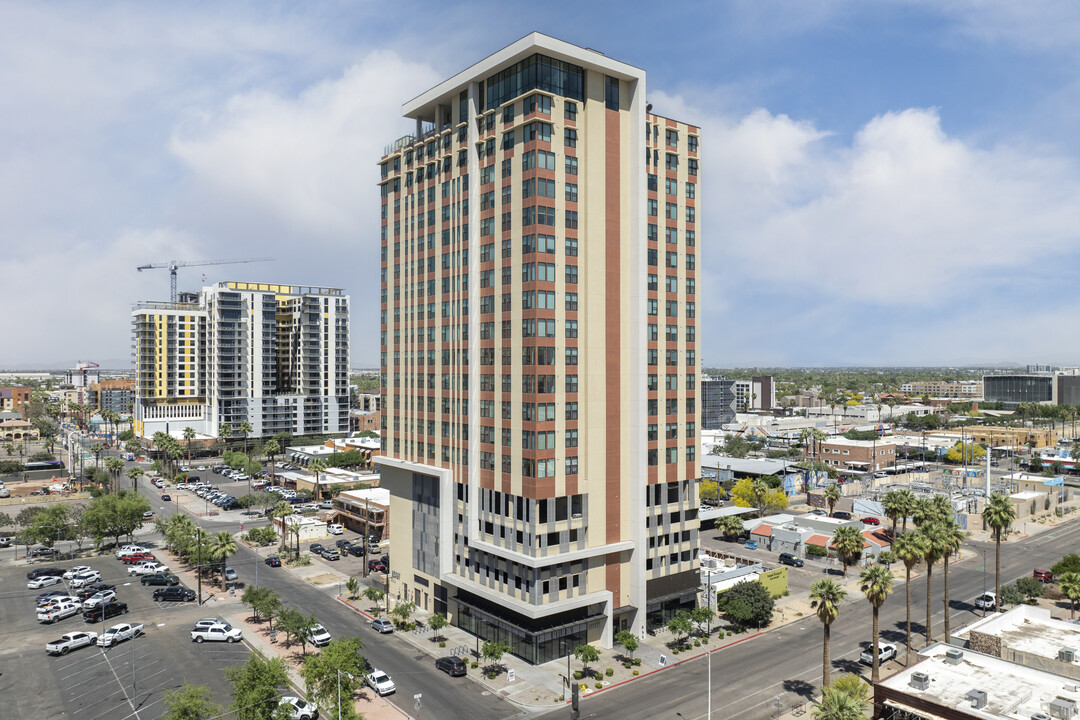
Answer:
[
  {"left": 126, "top": 466, "right": 143, "bottom": 491},
  {"left": 831, "top": 526, "right": 865, "bottom": 577},
  {"left": 751, "top": 478, "right": 769, "bottom": 517},
  {"left": 896, "top": 489, "right": 916, "bottom": 533},
  {"left": 238, "top": 421, "right": 253, "bottom": 457},
  {"left": 218, "top": 424, "right": 232, "bottom": 452},
  {"left": 983, "top": 493, "right": 1017, "bottom": 613},
  {"left": 938, "top": 517, "right": 967, "bottom": 642},
  {"left": 206, "top": 530, "right": 238, "bottom": 588},
  {"left": 812, "top": 686, "right": 866, "bottom": 720},
  {"left": 90, "top": 442, "right": 104, "bottom": 470},
  {"left": 717, "top": 515, "right": 745, "bottom": 541},
  {"left": 309, "top": 459, "right": 328, "bottom": 501},
  {"left": 918, "top": 522, "right": 946, "bottom": 644},
  {"left": 823, "top": 483, "right": 841, "bottom": 517},
  {"left": 810, "top": 578, "right": 847, "bottom": 689},
  {"left": 105, "top": 456, "right": 124, "bottom": 494},
  {"left": 881, "top": 490, "right": 906, "bottom": 537},
  {"left": 1059, "top": 572, "right": 1080, "bottom": 619},
  {"left": 263, "top": 438, "right": 280, "bottom": 485},
  {"left": 272, "top": 501, "right": 293, "bottom": 553},
  {"left": 911, "top": 497, "right": 937, "bottom": 528},
  {"left": 859, "top": 564, "right": 894, "bottom": 683},
  {"left": 892, "top": 531, "right": 927, "bottom": 666},
  {"left": 183, "top": 427, "right": 196, "bottom": 465}
]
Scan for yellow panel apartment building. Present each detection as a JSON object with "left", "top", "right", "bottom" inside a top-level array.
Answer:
[{"left": 376, "top": 33, "right": 700, "bottom": 663}]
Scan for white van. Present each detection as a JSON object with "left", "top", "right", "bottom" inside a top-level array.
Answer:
[{"left": 327, "top": 524, "right": 343, "bottom": 535}]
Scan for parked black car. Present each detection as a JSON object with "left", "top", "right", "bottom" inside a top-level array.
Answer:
[
  {"left": 264, "top": 556, "right": 282, "bottom": 567},
  {"left": 309, "top": 544, "right": 325, "bottom": 555},
  {"left": 833, "top": 511, "right": 853, "bottom": 520},
  {"left": 153, "top": 586, "right": 196, "bottom": 602},
  {"left": 83, "top": 601, "right": 128, "bottom": 623},
  {"left": 141, "top": 573, "right": 180, "bottom": 586},
  {"left": 26, "top": 567, "right": 65, "bottom": 580},
  {"left": 335, "top": 539, "right": 353, "bottom": 550},
  {"left": 778, "top": 552, "right": 804, "bottom": 568},
  {"left": 435, "top": 656, "right": 467, "bottom": 676},
  {"left": 345, "top": 544, "right": 365, "bottom": 557}
]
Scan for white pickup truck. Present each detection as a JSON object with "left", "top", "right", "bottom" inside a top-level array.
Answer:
[
  {"left": 46, "top": 631, "right": 99, "bottom": 655},
  {"left": 38, "top": 600, "right": 82, "bottom": 624},
  {"left": 97, "top": 622, "right": 143, "bottom": 647},
  {"left": 129, "top": 562, "right": 169, "bottom": 576},
  {"left": 190, "top": 624, "right": 242, "bottom": 643}
]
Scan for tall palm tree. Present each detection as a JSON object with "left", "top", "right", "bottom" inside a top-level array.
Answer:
[
  {"left": 126, "top": 466, "right": 143, "bottom": 491},
  {"left": 90, "top": 442, "right": 104, "bottom": 470},
  {"left": 810, "top": 578, "right": 847, "bottom": 689},
  {"left": 263, "top": 439, "right": 280, "bottom": 485},
  {"left": 881, "top": 490, "right": 905, "bottom": 537},
  {"left": 1059, "top": 572, "right": 1080, "bottom": 619},
  {"left": 206, "top": 530, "right": 238, "bottom": 589},
  {"left": 104, "top": 456, "right": 124, "bottom": 494},
  {"left": 983, "top": 493, "right": 1017, "bottom": 613},
  {"left": 218, "top": 424, "right": 232, "bottom": 452},
  {"left": 938, "top": 517, "right": 967, "bottom": 642},
  {"left": 859, "top": 564, "right": 894, "bottom": 684},
  {"left": 918, "top": 522, "right": 946, "bottom": 644},
  {"left": 272, "top": 501, "right": 293, "bottom": 553},
  {"left": 309, "top": 459, "right": 328, "bottom": 501},
  {"left": 893, "top": 531, "right": 927, "bottom": 666},
  {"left": 751, "top": 478, "right": 770, "bottom": 517},
  {"left": 896, "top": 489, "right": 915, "bottom": 533},
  {"left": 823, "top": 483, "right": 842, "bottom": 517},
  {"left": 831, "top": 526, "right": 865, "bottom": 577},
  {"left": 911, "top": 497, "right": 937, "bottom": 529},
  {"left": 238, "top": 421, "right": 253, "bottom": 457},
  {"left": 183, "top": 427, "right": 196, "bottom": 466}
]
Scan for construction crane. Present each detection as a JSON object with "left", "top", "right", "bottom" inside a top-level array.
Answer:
[{"left": 136, "top": 257, "right": 273, "bottom": 302}]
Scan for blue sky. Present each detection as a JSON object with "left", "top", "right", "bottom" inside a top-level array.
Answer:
[{"left": 3, "top": 1, "right": 1080, "bottom": 368}]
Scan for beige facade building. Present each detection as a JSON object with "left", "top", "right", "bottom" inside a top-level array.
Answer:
[
  {"left": 900, "top": 380, "right": 982, "bottom": 398},
  {"left": 375, "top": 33, "right": 700, "bottom": 663},
  {"left": 814, "top": 437, "right": 897, "bottom": 473}
]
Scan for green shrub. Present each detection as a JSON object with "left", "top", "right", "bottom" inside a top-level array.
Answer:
[
  {"left": 605, "top": 668, "right": 613, "bottom": 677},
  {"left": 439, "top": 641, "right": 446, "bottom": 648},
  {"left": 633, "top": 658, "right": 641, "bottom": 666},
  {"left": 806, "top": 544, "right": 829, "bottom": 557},
  {"left": 573, "top": 671, "right": 583, "bottom": 680},
  {"left": 672, "top": 649, "right": 679, "bottom": 655},
  {"left": 470, "top": 662, "right": 478, "bottom": 669},
  {"left": 1016, "top": 576, "right": 1045, "bottom": 600},
  {"left": 623, "top": 661, "right": 631, "bottom": 669},
  {"left": 693, "top": 640, "right": 700, "bottom": 647},
  {"left": 595, "top": 682, "right": 603, "bottom": 689}
]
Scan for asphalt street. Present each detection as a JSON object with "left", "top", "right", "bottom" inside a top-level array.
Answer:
[{"left": 534, "top": 518, "right": 1080, "bottom": 720}]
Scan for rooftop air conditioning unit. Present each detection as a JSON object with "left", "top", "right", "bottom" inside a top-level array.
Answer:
[
  {"left": 1049, "top": 697, "right": 1078, "bottom": 719},
  {"left": 967, "top": 690, "right": 988, "bottom": 709},
  {"left": 945, "top": 648, "right": 964, "bottom": 665},
  {"left": 910, "top": 672, "right": 930, "bottom": 691},
  {"left": 1060, "top": 648, "right": 1077, "bottom": 663}
]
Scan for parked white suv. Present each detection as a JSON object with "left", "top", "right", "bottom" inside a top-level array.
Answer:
[{"left": 860, "top": 642, "right": 896, "bottom": 665}]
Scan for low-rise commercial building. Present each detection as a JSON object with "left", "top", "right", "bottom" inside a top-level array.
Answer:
[
  {"left": 954, "top": 605, "right": 1080, "bottom": 681},
  {"left": 874, "top": 641, "right": 1080, "bottom": 719},
  {"left": 333, "top": 488, "right": 390, "bottom": 542},
  {"left": 813, "top": 437, "right": 897, "bottom": 473}
]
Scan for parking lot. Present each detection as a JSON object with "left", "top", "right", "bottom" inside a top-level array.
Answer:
[{"left": 0, "top": 553, "right": 250, "bottom": 719}]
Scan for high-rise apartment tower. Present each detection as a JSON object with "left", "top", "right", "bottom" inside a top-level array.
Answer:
[
  {"left": 376, "top": 33, "right": 700, "bottom": 662},
  {"left": 132, "top": 282, "right": 350, "bottom": 441}
]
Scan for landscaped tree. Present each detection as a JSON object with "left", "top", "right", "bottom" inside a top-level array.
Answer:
[
  {"left": 161, "top": 683, "right": 222, "bottom": 720},
  {"left": 983, "top": 493, "right": 1017, "bottom": 613},
  {"left": 390, "top": 599, "right": 416, "bottom": 628},
  {"left": 892, "top": 531, "right": 927, "bottom": 666},
  {"left": 224, "top": 650, "right": 290, "bottom": 720},
  {"left": 823, "top": 483, "right": 841, "bottom": 517},
  {"left": 830, "top": 526, "right": 865, "bottom": 577},
  {"left": 427, "top": 611, "right": 448, "bottom": 643},
  {"left": 483, "top": 640, "right": 512, "bottom": 677},
  {"left": 667, "top": 609, "right": 694, "bottom": 650},
  {"left": 858, "top": 564, "right": 894, "bottom": 683},
  {"left": 717, "top": 514, "right": 745, "bottom": 541},
  {"left": 910, "top": 497, "right": 936, "bottom": 529},
  {"left": 613, "top": 629, "right": 638, "bottom": 663},
  {"left": 241, "top": 586, "right": 280, "bottom": 623},
  {"left": 309, "top": 459, "right": 328, "bottom": 501},
  {"left": 206, "top": 530, "right": 238, "bottom": 588},
  {"left": 363, "top": 586, "right": 385, "bottom": 612},
  {"left": 276, "top": 607, "right": 317, "bottom": 654},
  {"left": 126, "top": 466, "right": 143, "bottom": 491},
  {"left": 1059, "top": 572, "right": 1080, "bottom": 619},
  {"left": 344, "top": 577, "right": 360, "bottom": 600},
  {"left": 938, "top": 517, "right": 967, "bottom": 642},
  {"left": 300, "top": 636, "right": 367, "bottom": 720},
  {"left": 812, "top": 685, "right": 866, "bottom": 720},
  {"left": 881, "top": 489, "right": 914, "bottom": 536},
  {"left": 573, "top": 643, "right": 600, "bottom": 678},
  {"left": 690, "top": 604, "right": 715, "bottom": 638},
  {"left": 810, "top": 578, "right": 847, "bottom": 689},
  {"left": 716, "top": 579, "right": 775, "bottom": 629}
]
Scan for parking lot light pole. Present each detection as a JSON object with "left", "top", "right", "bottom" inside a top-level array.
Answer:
[{"left": 337, "top": 669, "right": 354, "bottom": 720}]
